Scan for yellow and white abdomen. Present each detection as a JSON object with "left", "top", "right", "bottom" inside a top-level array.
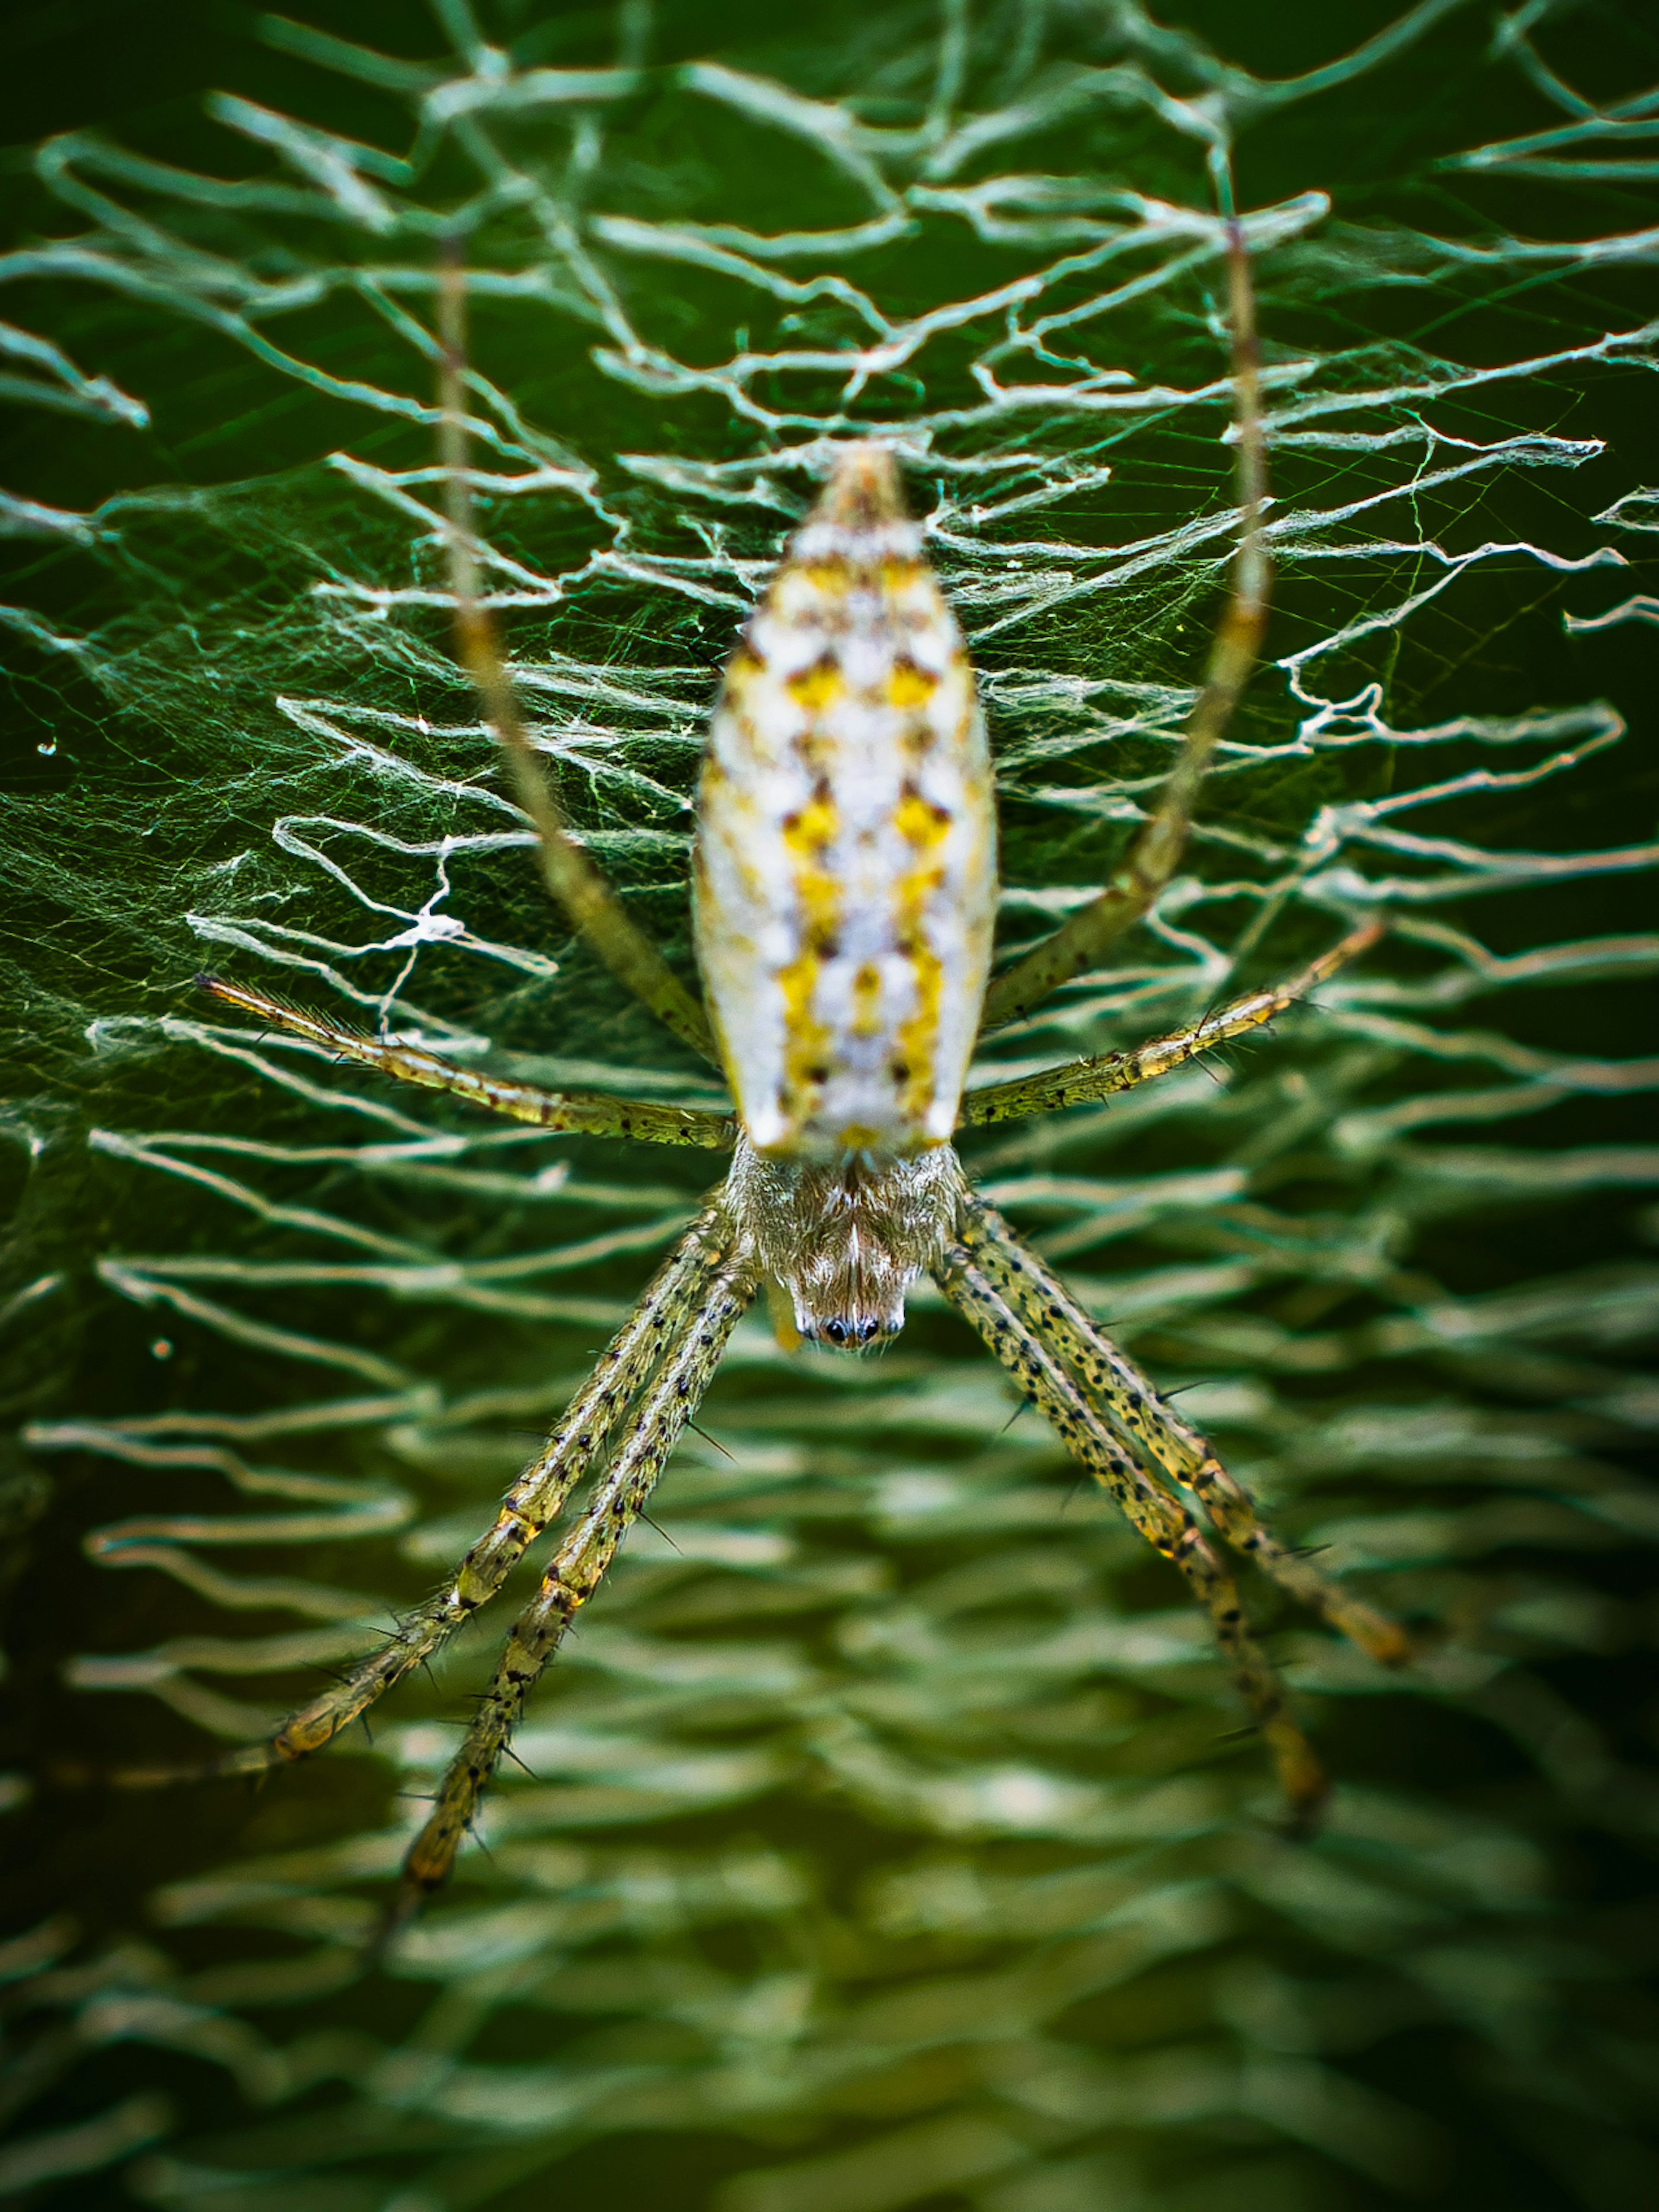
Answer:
[{"left": 694, "top": 446, "right": 995, "bottom": 1159}]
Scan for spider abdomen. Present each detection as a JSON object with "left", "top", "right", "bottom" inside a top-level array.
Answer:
[{"left": 694, "top": 445, "right": 996, "bottom": 1160}]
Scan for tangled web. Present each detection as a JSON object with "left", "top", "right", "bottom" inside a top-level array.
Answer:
[{"left": 2, "top": 3, "right": 1658, "bottom": 2206}]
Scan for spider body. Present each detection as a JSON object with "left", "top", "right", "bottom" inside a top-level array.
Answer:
[
  {"left": 699, "top": 441, "right": 989, "bottom": 1348},
  {"left": 696, "top": 442, "right": 995, "bottom": 1160},
  {"left": 173, "top": 226, "right": 1409, "bottom": 1920}
]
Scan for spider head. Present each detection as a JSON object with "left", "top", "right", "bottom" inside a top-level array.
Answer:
[
  {"left": 793, "top": 1288, "right": 906, "bottom": 1352},
  {"left": 728, "top": 1136, "right": 966, "bottom": 1357},
  {"left": 768, "top": 1194, "right": 916, "bottom": 1351},
  {"left": 816, "top": 1313, "right": 892, "bottom": 1348}
]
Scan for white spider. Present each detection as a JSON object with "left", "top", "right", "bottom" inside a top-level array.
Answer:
[{"left": 182, "top": 226, "right": 1406, "bottom": 1921}]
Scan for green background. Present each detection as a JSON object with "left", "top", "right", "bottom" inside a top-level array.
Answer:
[{"left": 2, "top": 4, "right": 1656, "bottom": 2208}]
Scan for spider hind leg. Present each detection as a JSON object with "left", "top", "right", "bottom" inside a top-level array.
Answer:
[
  {"left": 978, "top": 220, "right": 1268, "bottom": 1034},
  {"left": 435, "top": 240, "right": 716, "bottom": 1064}
]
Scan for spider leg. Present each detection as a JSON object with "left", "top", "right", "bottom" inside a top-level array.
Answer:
[
  {"left": 198, "top": 976, "right": 735, "bottom": 1148},
  {"left": 435, "top": 241, "right": 717, "bottom": 1065},
  {"left": 934, "top": 1235, "right": 1328, "bottom": 1823},
  {"left": 104, "top": 1204, "right": 741, "bottom": 1787},
  {"left": 960, "top": 922, "right": 1381, "bottom": 1129},
  {"left": 980, "top": 221, "right": 1268, "bottom": 1032},
  {"left": 396, "top": 1239, "right": 759, "bottom": 1908},
  {"left": 956, "top": 1199, "right": 1409, "bottom": 1666}
]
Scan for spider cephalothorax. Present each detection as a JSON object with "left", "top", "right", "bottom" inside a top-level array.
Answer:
[
  {"left": 176, "top": 222, "right": 1409, "bottom": 1923},
  {"left": 725, "top": 1135, "right": 966, "bottom": 1348}
]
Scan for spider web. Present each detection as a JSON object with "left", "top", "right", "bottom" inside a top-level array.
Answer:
[{"left": 2, "top": 3, "right": 1658, "bottom": 2206}]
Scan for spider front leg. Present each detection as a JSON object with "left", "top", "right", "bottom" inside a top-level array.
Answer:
[
  {"left": 397, "top": 1237, "right": 759, "bottom": 1911},
  {"left": 935, "top": 1236, "right": 1328, "bottom": 1824},
  {"left": 956, "top": 1200, "right": 1409, "bottom": 1667},
  {"left": 106, "top": 1207, "right": 740, "bottom": 1789}
]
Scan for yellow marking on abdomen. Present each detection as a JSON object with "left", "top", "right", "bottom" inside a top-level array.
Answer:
[
  {"left": 772, "top": 778, "right": 843, "bottom": 1129},
  {"left": 851, "top": 960, "right": 883, "bottom": 1038},
  {"left": 782, "top": 785, "right": 839, "bottom": 859},
  {"left": 800, "top": 562, "right": 852, "bottom": 596},
  {"left": 886, "top": 658, "right": 938, "bottom": 708},
  {"left": 889, "top": 833, "right": 949, "bottom": 1124},
  {"left": 788, "top": 658, "right": 845, "bottom": 713},
  {"left": 893, "top": 788, "right": 951, "bottom": 849},
  {"left": 835, "top": 1123, "right": 885, "bottom": 1150}
]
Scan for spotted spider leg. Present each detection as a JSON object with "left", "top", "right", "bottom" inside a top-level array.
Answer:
[
  {"left": 934, "top": 1233, "right": 1329, "bottom": 1821},
  {"left": 959, "top": 922, "right": 1383, "bottom": 1131},
  {"left": 109, "top": 1206, "right": 741, "bottom": 1788},
  {"left": 978, "top": 219, "right": 1269, "bottom": 1033},
  {"left": 196, "top": 976, "right": 736, "bottom": 1150},
  {"left": 397, "top": 1227, "right": 759, "bottom": 1911},
  {"left": 953, "top": 1201, "right": 1409, "bottom": 1668},
  {"left": 435, "top": 240, "right": 717, "bottom": 1065}
]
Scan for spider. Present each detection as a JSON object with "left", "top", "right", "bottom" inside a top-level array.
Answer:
[{"left": 177, "top": 224, "right": 1407, "bottom": 1918}]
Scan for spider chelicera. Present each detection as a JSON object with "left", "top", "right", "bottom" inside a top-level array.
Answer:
[{"left": 177, "top": 222, "right": 1406, "bottom": 1919}]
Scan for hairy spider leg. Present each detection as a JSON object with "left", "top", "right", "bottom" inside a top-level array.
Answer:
[
  {"left": 935, "top": 1239, "right": 1328, "bottom": 1821},
  {"left": 196, "top": 977, "right": 736, "bottom": 1149},
  {"left": 105, "top": 1210, "right": 739, "bottom": 1788},
  {"left": 960, "top": 922, "right": 1383, "bottom": 1128},
  {"left": 398, "top": 1233, "right": 759, "bottom": 1908},
  {"left": 979, "top": 220, "right": 1269, "bottom": 1033},
  {"left": 955, "top": 1201, "right": 1409, "bottom": 1666},
  {"left": 435, "top": 239, "right": 717, "bottom": 1064}
]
